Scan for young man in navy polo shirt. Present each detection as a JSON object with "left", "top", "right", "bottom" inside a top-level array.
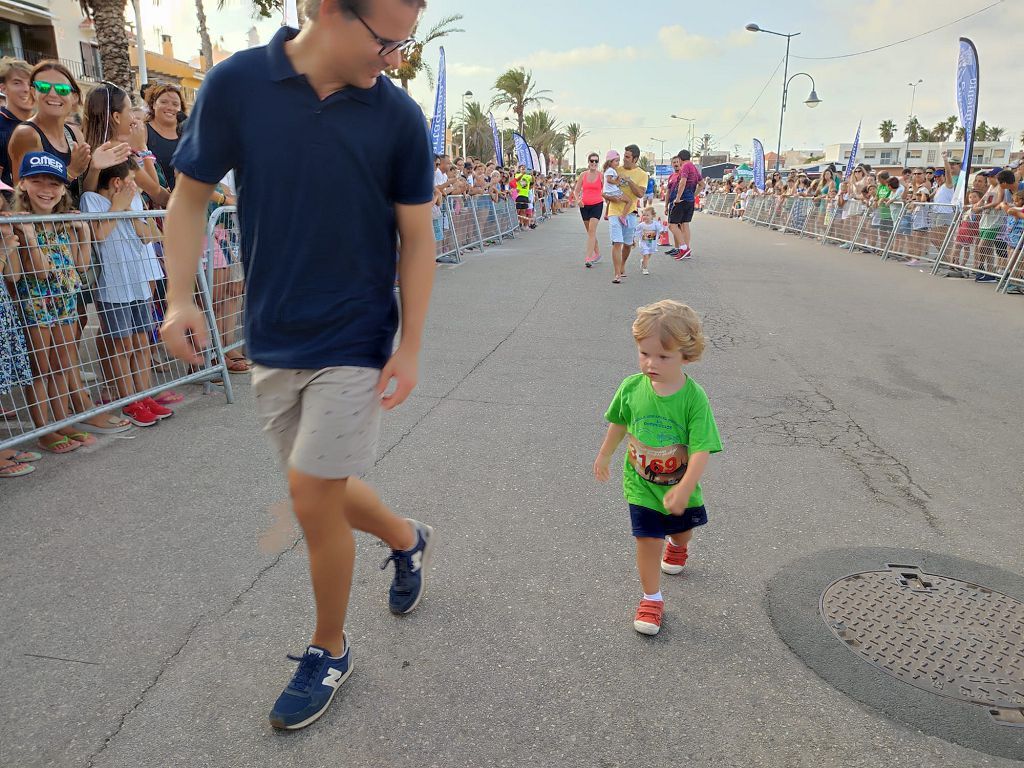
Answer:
[{"left": 161, "top": 0, "right": 436, "bottom": 730}]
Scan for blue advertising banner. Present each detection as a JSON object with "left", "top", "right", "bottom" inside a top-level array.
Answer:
[
  {"left": 428, "top": 47, "right": 446, "bottom": 156},
  {"left": 489, "top": 112, "right": 502, "bottom": 166},
  {"left": 752, "top": 139, "right": 766, "bottom": 192},
  {"left": 955, "top": 37, "right": 979, "bottom": 204},
  {"left": 512, "top": 132, "right": 533, "bottom": 170},
  {"left": 843, "top": 121, "right": 862, "bottom": 181}
]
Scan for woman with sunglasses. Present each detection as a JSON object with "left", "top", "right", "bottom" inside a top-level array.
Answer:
[
  {"left": 7, "top": 63, "right": 131, "bottom": 201},
  {"left": 573, "top": 152, "right": 604, "bottom": 267}
]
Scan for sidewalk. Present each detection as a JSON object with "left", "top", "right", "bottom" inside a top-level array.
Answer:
[{"left": 2, "top": 211, "right": 1022, "bottom": 767}]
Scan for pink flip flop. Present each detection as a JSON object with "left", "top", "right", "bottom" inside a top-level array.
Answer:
[{"left": 154, "top": 390, "right": 185, "bottom": 405}]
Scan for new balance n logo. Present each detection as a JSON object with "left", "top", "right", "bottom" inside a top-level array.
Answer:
[
  {"left": 322, "top": 667, "right": 344, "bottom": 689},
  {"left": 411, "top": 551, "right": 423, "bottom": 573}
]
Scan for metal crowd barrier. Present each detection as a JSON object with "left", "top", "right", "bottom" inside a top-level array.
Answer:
[
  {"left": 706, "top": 190, "right": 1024, "bottom": 297},
  {"left": 879, "top": 201, "right": 959, "bottom": 266},
  {"left": 435, "top": 195, "right": 519, "bottom": 264},
  {"left": 1, "top": 209, "right": 231, "bottom": 453},
  {"left": 435, "top": 204, "right": 459, "bottom": 263},
  {"left": 999, "top": 240, "right": 1024, "bottom": 293},
  {"left": 744, "top": 195, "right": 772, "bottom": 226},
  {"left": 206, "top": 206, "right": 246, "bottom": 360},
  {"left": 704, "top": 193, "right": 736, "bottom": 216},
  {"left": 927, "top": 208, "right": 1024, "bottom": 285}
]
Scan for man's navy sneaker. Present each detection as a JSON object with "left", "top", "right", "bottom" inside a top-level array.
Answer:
[
  {"left": 381, "top": 519, "right": 434, "bottom": 615},
  {"left": 269, "top": 636, "right": 351, "bottom": 730}
]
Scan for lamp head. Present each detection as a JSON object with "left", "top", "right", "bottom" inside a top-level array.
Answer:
[
  {"left": 805, "top": 90, "right": 821, "bottom": 108},
  {"left": 745, "top": 23, "right": 761, "bottom": 32},
  {"left": 464, "top": 90, "right": 473, "bottom": 97}
]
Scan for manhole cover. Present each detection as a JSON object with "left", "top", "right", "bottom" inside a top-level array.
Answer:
[{"left": 820, "top": 563, "right": 1024, "bottom": 725}]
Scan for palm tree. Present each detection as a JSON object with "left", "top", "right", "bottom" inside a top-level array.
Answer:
[
  {"left": 551, "top": 132, "right": 567, "bottom": 173},
  {"left": 695, "top": 133, "right": 714, "bottom": 158},
  {"left": 956, "top": 126, "right": 967, "bottom": 142},
  {"left": 904, "top": 116, "right": 924, "bottom": 143},
  {"left": 942, "top": 116, "right": 958, "bottom": 141},
  {"left": 79, "top": 0, "right": 134, "bottom": 89},
  {"left": 975, "top": 121, "right": 990, "bottom": 141},
  {"left": 987, "top": 125, "right": 1005, "bottom": 141},
  {"left": 564, "top": 122, "right": 586, "bottom": 172},
  {"left": 197, "top": 0, "right": 215, "bottom": 72},
  {"left": 388, "top": 14, "right": 464, "bottom": 91},
  {"left": 491, "top": 68, "right": 552, "bottom": 135},
  {"left": 452, "top": 101, "right": 494, "bottom": 160},
  {"left": 878, "top": 120, "right": 897, "bottom": 143},
  {"left": 523, "top": 109, "right": 561, "bottom": 164},
  {"left": 927, "top": 116, "right": 957, "bottom": 143}
]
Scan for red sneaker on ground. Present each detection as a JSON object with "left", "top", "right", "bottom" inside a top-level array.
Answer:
[
  {"left": 661, "top": 542, "right": 688, "bottom": 574},
  {"left": 633, "top": 599, "right": 664, "bottom": 635},
  {"left": 123, "top": 402, "right": 158, "bottom": 427},
  {"left": 141, "top": 397, "right": 173, "bottom": 420}
]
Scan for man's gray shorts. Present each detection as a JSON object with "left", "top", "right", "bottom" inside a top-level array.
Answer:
[{"left": 252, "top": 365, "right": 382, "bottom": 479}]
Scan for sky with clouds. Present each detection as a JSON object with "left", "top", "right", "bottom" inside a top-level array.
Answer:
[{"left": 150, "top": 0, "right": 1021, "bottom": 159}]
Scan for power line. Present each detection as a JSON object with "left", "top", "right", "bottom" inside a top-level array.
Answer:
[
  {"left": 716, "top": 54, "right": 786, "bottom": 143},
  {"left": 792, "top": 0, "right": 1004, "bottom": 61}
]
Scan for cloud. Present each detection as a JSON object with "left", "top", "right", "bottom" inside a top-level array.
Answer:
[
  {"left": 550, "top": 104, "right": 645, "bottom": 129},
  {"left": 448, "top": 63, "right": 495, "bottom": 78},
  {"left": 658, "top": 26, "right": 715, "bottom": 60},
  {"left": 516, "top": 44, "right": 639, "bottom": 70}
]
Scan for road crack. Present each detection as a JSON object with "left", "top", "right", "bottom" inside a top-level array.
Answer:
[
  {"left": 734, "top": 386, "right": 939, "bottom": 531},
  {"left": 85, "top": 535, "right": 303, "bottom": 766}
]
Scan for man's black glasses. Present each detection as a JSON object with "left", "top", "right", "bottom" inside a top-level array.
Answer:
[{"left": 351, "top": 11, "right": 416, "bottom": 57}]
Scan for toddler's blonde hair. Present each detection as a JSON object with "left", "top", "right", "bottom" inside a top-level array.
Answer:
[
  {"left": 632, "top": 300, "right": 705, "bottom": 362},
  {"left": 642, "top": 206, "right": 656, "bottom": 218}
]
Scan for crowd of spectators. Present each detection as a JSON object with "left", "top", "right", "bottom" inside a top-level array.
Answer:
[
  {"left": 0, "top": 57, "right": 244, "bottom": 479},
  {"left": 699, "top": 154, "right": 1024, "bottom": 290},
  {"left": 430, "top": 152, "right": 571, "bottom": 260}
]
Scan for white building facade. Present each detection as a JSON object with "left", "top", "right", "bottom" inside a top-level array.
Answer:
[
  {"left": 0, "top": 0, "right": 100, "bottom": 82},
  {"left": 823, "top": 141, "right": 1012, "bottom": 171}
]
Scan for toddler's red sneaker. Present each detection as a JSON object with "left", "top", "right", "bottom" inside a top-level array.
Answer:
[
  {"left": 661, "top": 542, "right": 688, "bottom": 574},
  {"left": 633, "top": 599, "right": 664, "bottom": 635}
]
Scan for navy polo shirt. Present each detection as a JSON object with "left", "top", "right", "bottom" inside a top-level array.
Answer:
[{"left": 174, "top": 26, "right": 434, "bottom": 370}]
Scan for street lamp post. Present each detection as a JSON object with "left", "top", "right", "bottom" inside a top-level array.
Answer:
[
  {"left": 461, "top": 89, "right": 473, "bottom": 159},
  {"left": 905, "top": 79, "right": 923, "bottom": 164},
  {"left": 670, "top": 115, "right": 695, "bottom": 155},
  {"left": 131, "top": 0, "right": 147, "bottom": 88},
  {"left": 746, "top": 24, "right": 822, "bottom": 171},
  {"left": 650, "top": 137, "right": 666, "bottom": 167}
]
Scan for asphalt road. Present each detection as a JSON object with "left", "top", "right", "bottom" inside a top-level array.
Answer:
[{"left": 2, "top": 209, "right": 1023, "bottom": 768}]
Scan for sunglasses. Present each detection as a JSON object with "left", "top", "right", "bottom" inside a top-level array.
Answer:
[
  {"left": 588, "top": 158, "right": 599, "bottom": 163},
  {"left": 351, "top": 11, "right": 416, "bottom": 57},
  {"left": 33, "top": 80, "right": 73, "bottom": 97}
]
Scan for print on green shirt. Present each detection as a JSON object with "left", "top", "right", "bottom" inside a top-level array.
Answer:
[{"left": 605, "top": 373, "right": 723, "bottom": 514}]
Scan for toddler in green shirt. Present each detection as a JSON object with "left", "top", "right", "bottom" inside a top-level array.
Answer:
[{"left": 594, "top": 300, "right": 722, "bottom": 636}]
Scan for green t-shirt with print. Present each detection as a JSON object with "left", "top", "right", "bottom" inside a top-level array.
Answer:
[
  {"left": 604, "top": 373, "right": 722, "bottom": 513},
  {"left": 877, "top": 184, "right": 893, "bottom": 221}
]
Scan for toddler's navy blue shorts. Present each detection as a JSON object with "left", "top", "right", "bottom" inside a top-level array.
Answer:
[{"left": 629, "top": 503, "right": 708, "bottom": 539}]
